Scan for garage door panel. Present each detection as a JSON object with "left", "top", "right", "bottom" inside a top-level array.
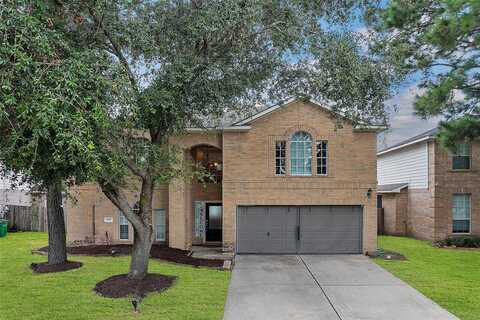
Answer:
[
  {"left": 237, "top": 205, "right": 362, "bottom": 254},
  {"left": 237, "top": 207, "right": 269, "bottom": 253},
  {"left": 299, "top": 206, "right": 362, "bottom": 254},
  {"left": 268, "top": 206, "right": 297, "bottom": 253}
]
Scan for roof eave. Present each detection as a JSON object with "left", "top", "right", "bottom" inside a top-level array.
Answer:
[
  {"left": 377, "top": 184, "right": 409, "bottom": 193},
  {"left": 234, "top": 97, "right": 387, "bottom": 132},
  {"left": 353, "top": 125, "right": 388, "bottom": 132},
  {"left": 233, "top": 97, "right": 297, "bottom": 126},
  {"left": 377, "top": 136, "right": 435, "bottom": 156},
  {"left": 186, "top": 126, "right": 251, "bottom": 133}
]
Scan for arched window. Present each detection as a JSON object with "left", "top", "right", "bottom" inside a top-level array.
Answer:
[{"left": 290, "top": 131, "right": 312, "bottom": 175}]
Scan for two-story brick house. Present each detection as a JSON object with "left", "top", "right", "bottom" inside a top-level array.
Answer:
[
  {"left": 66, "top": 98, "right": 382, "bottom": 254},
  {"left": 377, "top": 128, "right": 479, "bottom": 240}
]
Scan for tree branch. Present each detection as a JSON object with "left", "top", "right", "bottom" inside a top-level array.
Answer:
[
  {"left": 87, "top": 7, "right": 139, "bottom": 95},
  {"left": 125, "top": 157, "right": 147, "bottom": 179},
  {"left": 98, "top": 180, "right": 144, "bottom": 228}
]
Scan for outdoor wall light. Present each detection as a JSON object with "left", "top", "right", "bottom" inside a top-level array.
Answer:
[{"left": 366, "top": 188, "right": 372, "bottom": 199}]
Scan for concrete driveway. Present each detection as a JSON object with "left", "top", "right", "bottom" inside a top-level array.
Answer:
[{"left": 223, "top": 255, "right": 458, "bottom": 320}]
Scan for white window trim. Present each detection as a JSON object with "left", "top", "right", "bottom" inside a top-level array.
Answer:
[
  {"left": 451, "top": 143, "right": 472, "bottom": 170},
  {"left": 275, "top": 140, "right": 286, "bottom": 176},
  {"left": 452, "top": 193, "right": 471, "bottom": 234},
  {"left": 290, "top": 132, "right": 313, "bottom": 176},
  {"left": 316, "top": 140, "right": 328, "bottom": 176},
  {"left": 118, "top": 213, "right": 130, "bottom": 241},
  {"left": 154, "top": 209, "right": 166, "bottom": 241}
]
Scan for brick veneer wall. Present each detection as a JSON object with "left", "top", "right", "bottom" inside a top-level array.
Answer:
[
  {"left": 432, "top": 140, "right": 480, "bottom": 240},
  {"left": 67, "top": 102, "right": 380, "bottom": 252},
  {"left": 67, "top": 131, "right": 223, "bottom": 248},
  {"left": 381, "top": 188, "right": 408, "bottom": 236},
  {"left": 222, "top": 101, "right": 378, "bottom": 253},
  {"left": 66, "top": 183, "right": 169, "bottom": 245}
]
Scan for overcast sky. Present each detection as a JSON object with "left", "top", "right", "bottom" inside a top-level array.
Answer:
[{"left": 378, "top": 84, "right": 441, "bottom": 150}]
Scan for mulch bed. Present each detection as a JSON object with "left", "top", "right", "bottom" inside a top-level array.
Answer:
[
  {"left": 367, "top": 249, "right": 407, "bottom": 261},
  {"left": 94, "top": 273, "right": 176, "bottom": 298},
  {"left": 31, "top": 261, "right": 83, "bottom": 273},
  {"left": 37, "top": 244, "right": 224, "bottom": 268}
]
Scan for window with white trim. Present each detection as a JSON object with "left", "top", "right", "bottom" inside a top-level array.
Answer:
[
  {"left": 452, "top": 143, "right": 471, "bottom": 170},
  {"left": 452, "top": 194, "right": 470, "bottom": 233},
  {"left": 290, "top": 131, "right": 312, "bottom": 175},
  {"left": 316, "top": 141, "right": 328, "bottom": 175},
  {"left": 275, "top": 141, "right": 286, "bottom": 175},
  {"left": 119, "top": 214, "right": 129, "bottom": 240},
  {"left": 154, "top": 209, "right": 166, "bottom": 241}
]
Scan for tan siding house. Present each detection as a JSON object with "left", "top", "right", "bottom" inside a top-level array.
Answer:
[{"left": 66, "top": 98, "right": 382, "bottom": 254}]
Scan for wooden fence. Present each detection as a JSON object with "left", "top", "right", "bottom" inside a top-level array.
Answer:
[{"left": 5, "top": 205, "right": 47, "bottom": 232}]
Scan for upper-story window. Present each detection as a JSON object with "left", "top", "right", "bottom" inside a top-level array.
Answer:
[
  {"left": 275, "top": 141, "right": 286, "bottom": 175},
  {"left": 452, "top": 143, "right": 471, "bottom": 170},
  {"left": 290, "top": 131, "right": 312, "bottom": 176},
  {"left": 317, "top": 141, "right": 328, "bottom": 175}
]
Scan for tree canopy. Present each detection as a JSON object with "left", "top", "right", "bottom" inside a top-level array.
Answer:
[
  {"left": 0, "top": 1, "right": 109, "bottom": 187},
  {"left": 368, "top": 0, "right": 480, "bottom": 149},
  {"left": 0, "top": 1, "right": 111, "bottom": 265},
  {"left": 1, "top": 0, "right": 398, "bottom": 279}
]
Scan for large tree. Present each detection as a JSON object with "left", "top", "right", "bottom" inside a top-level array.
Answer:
[
  {"left": 367, "top": 0, "right": 480, "bottom": 149},
  {"left": 0, "top": 1, "right": 109, "bottom": 265},
  {"left": 51, "top": 0, "right": 396, "bottom": 280}
]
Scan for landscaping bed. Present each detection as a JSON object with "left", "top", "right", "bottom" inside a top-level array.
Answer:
[
  {"left": 31, "top": 261, "right": 83, "bottom": 273},
  {"left": 37, "top": 244, "right": 224, "bottom": 268},
  {"left": 434, "top": 236, "right": 480, "bottom": 249},
  {"left": 367, "top": 249, "right": 407, "bottom": 261},
  {"left": 94, "top": 273, "right": 176, "bottom": 298}
]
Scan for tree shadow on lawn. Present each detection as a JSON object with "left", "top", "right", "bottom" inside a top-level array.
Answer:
[{"left": 30, "top": 261, "right": 83, "bottom": 273}]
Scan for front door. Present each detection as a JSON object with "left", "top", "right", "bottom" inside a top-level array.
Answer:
[{"left": 206, "top": 203, "right": 222, "bottom": 242}]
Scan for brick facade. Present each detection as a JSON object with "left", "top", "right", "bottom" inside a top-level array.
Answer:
[
  {"left": 66, "top": 100, "right": 379, "bottom": 253},
  {"left": 381, "top": 188, "right": 408, "bottom": 236},
  {"left": 432, "top": 140, "right": 480, "bottom": 240},
  {"left": 379, "top": 139, "right": 480, "bottom": 241}
]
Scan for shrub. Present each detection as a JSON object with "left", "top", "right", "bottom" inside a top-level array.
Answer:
[{"left": 439, "top": 236, "right": 480, "bottom": 248}]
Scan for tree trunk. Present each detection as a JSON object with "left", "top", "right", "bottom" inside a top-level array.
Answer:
[
  {"left": 46, "top": 179, "right": 67, "bottom": 265},
  {"left": 128, "top": 223, "right": 154, "bottom": 280},
  {"left": 128, "top": 174, "right": 155, "bottom": 280},
  {"left": 99, "top": 165, "right": 156, "bottom": 280}
]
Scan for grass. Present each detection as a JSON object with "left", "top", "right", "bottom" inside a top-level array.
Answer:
[
  {"left": 375, "top": 236, "right": 480, "bottom": 320},
  {"left": 0, "top": 232, "right": 231, "bottom": 320}
]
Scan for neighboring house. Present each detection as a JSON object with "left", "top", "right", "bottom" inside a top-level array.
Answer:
[
  {"left": 0, "top": 171, "right": 32, "bottom": 207},
  {"left": 0, "top": 170, "right": 47, "bottom": 231},
  {"left": 66, "top": 98, "right": 383, "bottom": 254},
  {"left": 377, "top": 128, "right": 479, "bottom": 240}
]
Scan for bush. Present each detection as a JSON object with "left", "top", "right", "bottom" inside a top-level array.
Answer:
[{"left": 438, "top": 236, "right": 480, "bottom": 248}]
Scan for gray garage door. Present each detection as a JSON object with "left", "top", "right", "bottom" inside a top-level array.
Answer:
[{"left": 236, "top": 206, "right": 362, "bottom": 254}]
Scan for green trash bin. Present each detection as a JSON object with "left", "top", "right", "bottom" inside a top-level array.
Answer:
[{"left": 0, "top": 219, "right": 7, "bottom": 237}]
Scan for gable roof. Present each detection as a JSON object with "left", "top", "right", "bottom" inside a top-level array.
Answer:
[
  {"left": 377, "top": 183, "right": 409, "bottom": 193},
  {"left": 377, "top": 127, "right": 438, "bottom": 156},
  {"left": 232, "top": 97, "right": 387, "bottom": 131}
]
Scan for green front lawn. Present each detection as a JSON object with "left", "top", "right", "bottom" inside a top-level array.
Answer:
[
  {"left": 375, "top": 236, "right": 480, "bottom": 320},
  {"left": 0, "top": 232, "right": 230, "bottom": 320}
]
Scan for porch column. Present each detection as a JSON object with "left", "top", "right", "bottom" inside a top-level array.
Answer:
[{"left": 168, "top": 178, "right": 189, "bottom": 250}]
